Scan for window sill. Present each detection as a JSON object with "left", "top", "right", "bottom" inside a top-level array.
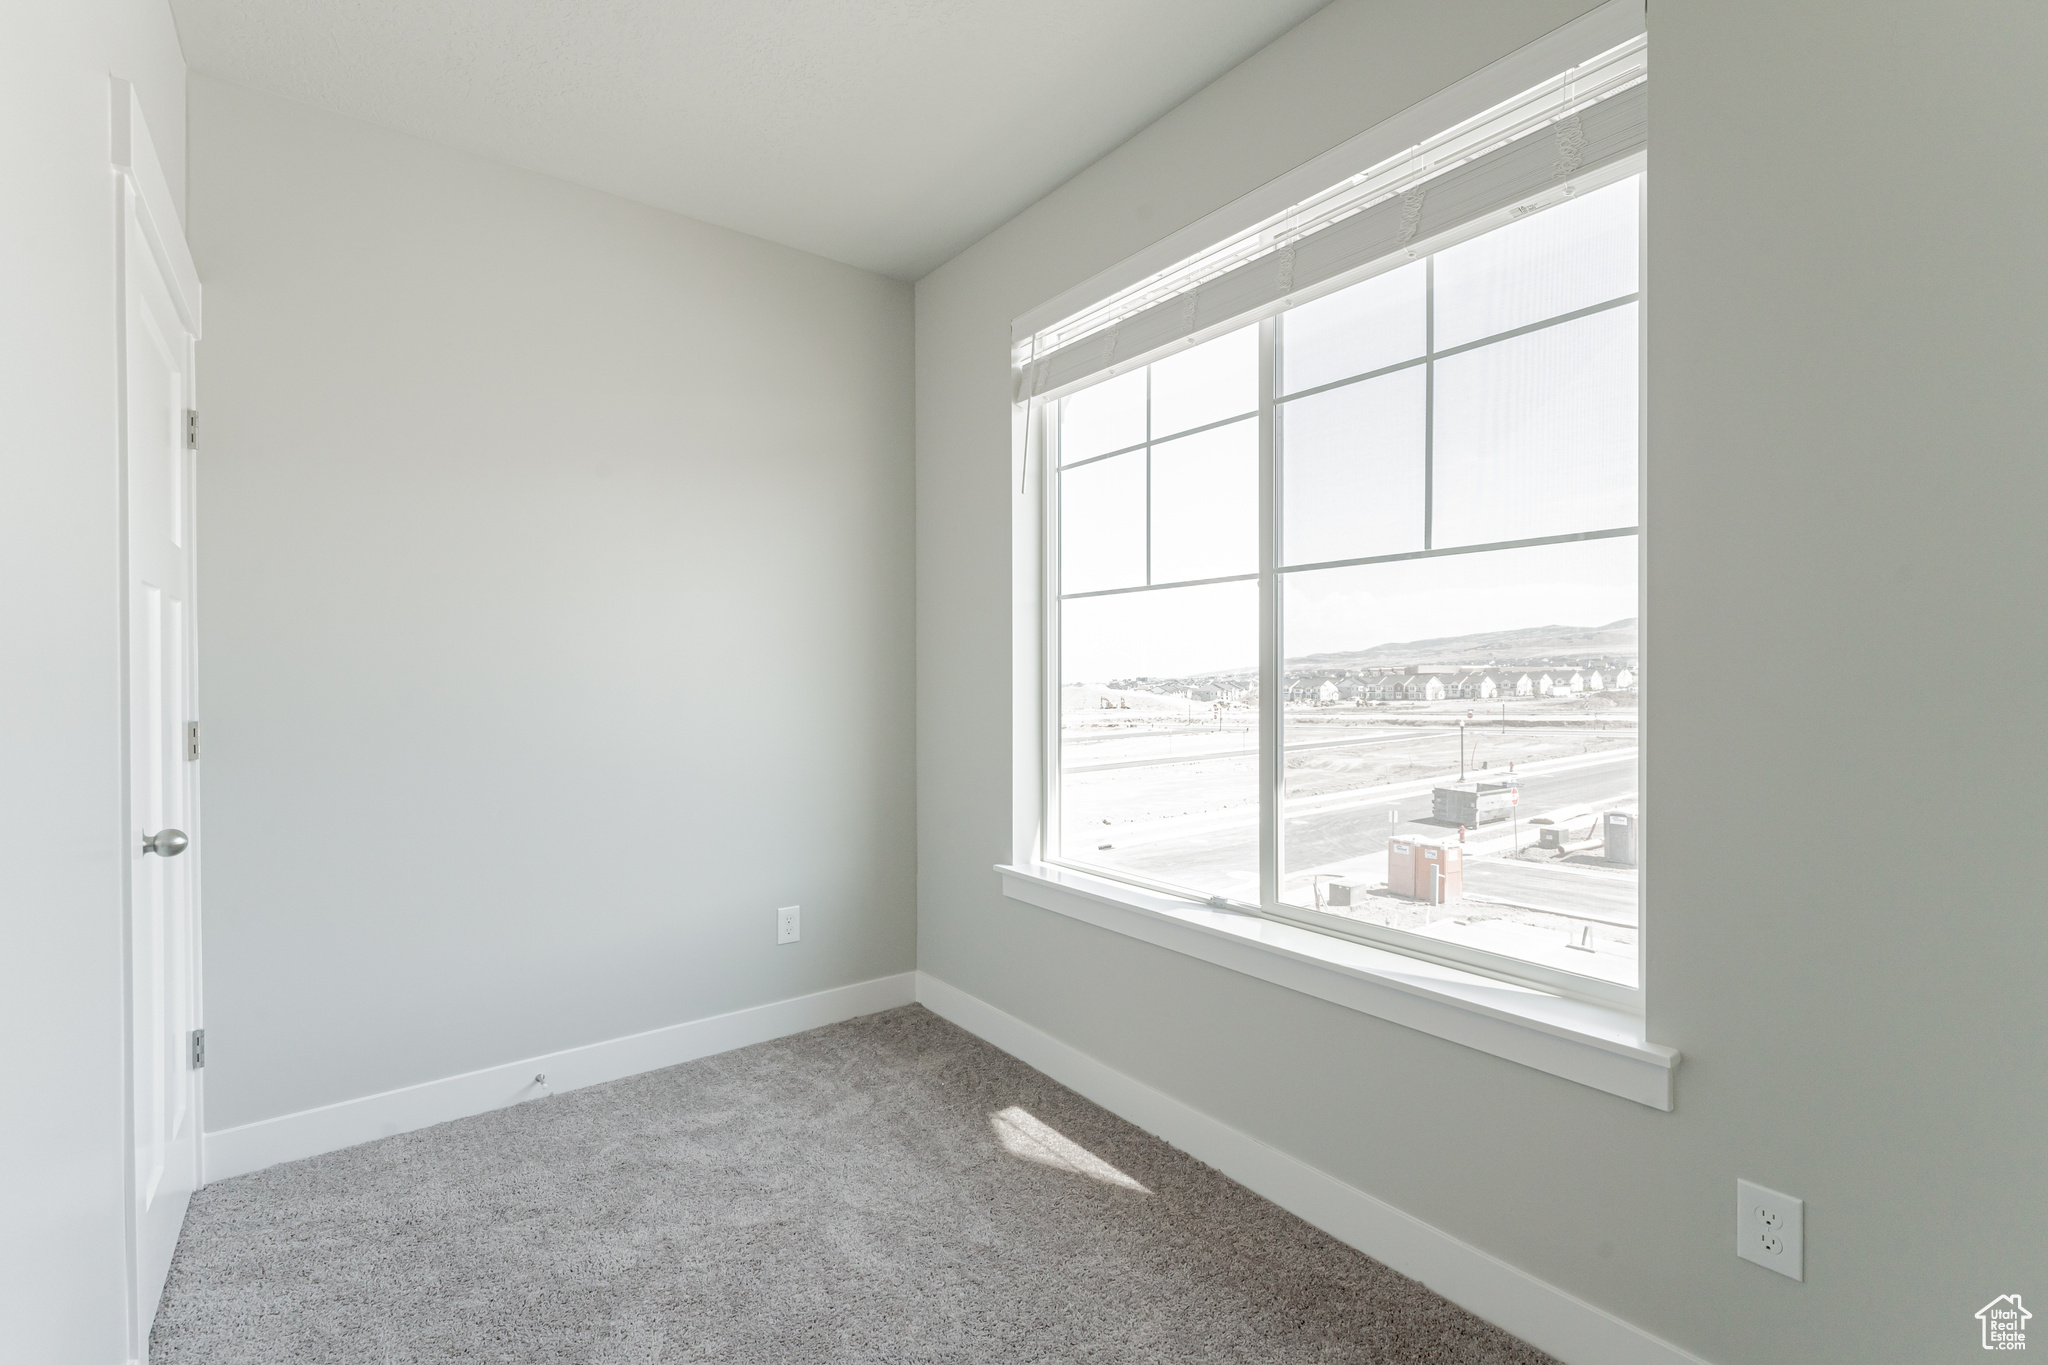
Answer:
[{"left": 996, "top": 862, "right": 1677, "bottom": 1110}]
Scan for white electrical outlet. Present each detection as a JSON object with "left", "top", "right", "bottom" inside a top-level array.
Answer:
[
  {"left": 777, "top": 905, "right": 800, "bottom": 944},
  {"left": 1737, "top": 1179, "right": 1803, "bottom": 1280}
]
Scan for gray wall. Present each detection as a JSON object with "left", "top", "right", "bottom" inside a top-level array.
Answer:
[
  {"left": 189, "top": 78, "right": 916, "bottom": 1131},
  {"left": 914, "top": 2, "right": 2048, "bottom": 1362},
  {"left": 0, "top": 2, "right": 188, "bottom": 1359}
]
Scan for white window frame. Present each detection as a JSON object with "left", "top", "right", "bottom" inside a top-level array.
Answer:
[
  {"left": 1035, "top": 169, "right": 1644, "bottom": 1010},
  {"left": 1009, "top": 5, "right": 1654, "bottom": 1026}
]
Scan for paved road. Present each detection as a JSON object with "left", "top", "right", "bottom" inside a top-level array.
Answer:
[
  {"left": 1090, "top": 753, "right": 1638, "bottom": 915},
  {"left": 1067, "top": 727, "right": 1451, "bottom": 773},
  {"left": 1064, "top": 722, "right": 1632, "bottom": 774},
  {"left": 1282, "top": 755, "right": 1635, "bottom": 869}
]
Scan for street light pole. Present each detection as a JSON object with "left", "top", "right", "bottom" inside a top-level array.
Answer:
[{"left": 1459, "top": 720, "right": 1467, "bottom": 782}]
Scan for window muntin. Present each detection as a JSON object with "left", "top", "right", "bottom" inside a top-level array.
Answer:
[{"left": 1047, "top": 174, "right": 1642, "bottom": 1003}]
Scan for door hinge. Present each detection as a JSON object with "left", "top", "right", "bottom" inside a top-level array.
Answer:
[
  {"left": 186, "top": 720, "right": 201, "bottom": 761},
  {"left": 185, "top": 408, "right": 198, "bottom": 450},
  {"left": 190, "top": 1028, "right": 205, "bottom": 1069}
]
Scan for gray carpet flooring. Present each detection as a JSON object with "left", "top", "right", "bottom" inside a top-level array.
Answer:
[{"left": 153, "top": 1005, "right": 1554, "bottom": 1363}]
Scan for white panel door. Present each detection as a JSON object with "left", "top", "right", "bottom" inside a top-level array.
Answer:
[{"left": 125, "top": 187, "right": 200, "bottom": 1338}]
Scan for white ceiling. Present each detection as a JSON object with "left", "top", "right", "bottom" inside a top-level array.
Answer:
[{"left": 169, "top": 0, "right": 1330, "bottom": 280}]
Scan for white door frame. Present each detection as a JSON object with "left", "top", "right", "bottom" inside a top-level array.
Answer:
[{"left": 112, "top": 76, "right": 203, "bottom": 1361}]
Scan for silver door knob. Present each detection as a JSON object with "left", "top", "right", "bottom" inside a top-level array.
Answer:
[{"left": 143, "top": 829, "right": 189, "bottom": 857}]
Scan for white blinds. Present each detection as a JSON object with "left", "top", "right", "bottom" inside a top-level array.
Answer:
[{"left": 1017, "top": 46, "right": 1647, "bottom": 405}]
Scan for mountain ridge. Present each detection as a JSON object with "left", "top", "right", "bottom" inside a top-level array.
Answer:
[{"left": 1185, "top": 618, "right": 1638, "bottom": 679}]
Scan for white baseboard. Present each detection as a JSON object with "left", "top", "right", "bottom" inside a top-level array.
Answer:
[
  {"left": 913, "top": 970, "right": 1712, "bottom": 1365},
  {"left": 203, "top": 972, "right": 917, "bottom": 1183}
]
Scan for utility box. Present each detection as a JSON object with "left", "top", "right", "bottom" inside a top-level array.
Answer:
[
  {"left": 1432, "top": 780, "right": 1519, "bottom": 826},
  {"left": 1603, "top": 811, "right": 1637, "bottom": 866},
  {"left": 1532, "top": 808, "right": 1596, "bottom": 850},
  {"left": 1414, "top": 841, "right": 1463, "bottom": 903},
  {"left": 1387, "top": 838, "right": 1418, "bottom": 898},
  {"left": 1325, "top": 880, "right": 1366, "bottom": 908}
]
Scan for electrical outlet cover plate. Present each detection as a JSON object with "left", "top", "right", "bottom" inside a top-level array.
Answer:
[
  {"left": 777, "top": 905, "right": 800, "bottom": 945},
  {"left": 1737, "top": 1179, "right": 1803, "bottom": 1280}
]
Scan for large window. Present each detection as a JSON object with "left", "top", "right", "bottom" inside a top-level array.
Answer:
[{"left": 1044, "top": 172, "right": 1643, "bottom": 1005}]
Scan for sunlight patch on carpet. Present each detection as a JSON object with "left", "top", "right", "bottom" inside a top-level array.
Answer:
[{"left": 989, "top": 1105, "right": 1149, "bottom": 1192}]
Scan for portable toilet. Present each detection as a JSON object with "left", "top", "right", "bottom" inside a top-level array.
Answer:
[
  {"left": 1604, "top": 811, "right": 1637, "bottom": 866},
  {"left": 1415, "top": 841, "right": 1464, "bottom": 904},
  {"left": 1387, "top": 838, "right": 1418, "bottom": 898}
]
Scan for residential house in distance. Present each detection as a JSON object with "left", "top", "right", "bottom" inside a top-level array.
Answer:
[
  {"left": 1455, "top": 671, "right": 1500, "bottom": 700},
  {"left": 1404, "top": 674, "right": 1449, "bottom": 701}
]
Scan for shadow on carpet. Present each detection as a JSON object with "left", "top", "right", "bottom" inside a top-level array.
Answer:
[{"left": 153, "top": 1005, "right": 1555, "bottom": 1364}]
